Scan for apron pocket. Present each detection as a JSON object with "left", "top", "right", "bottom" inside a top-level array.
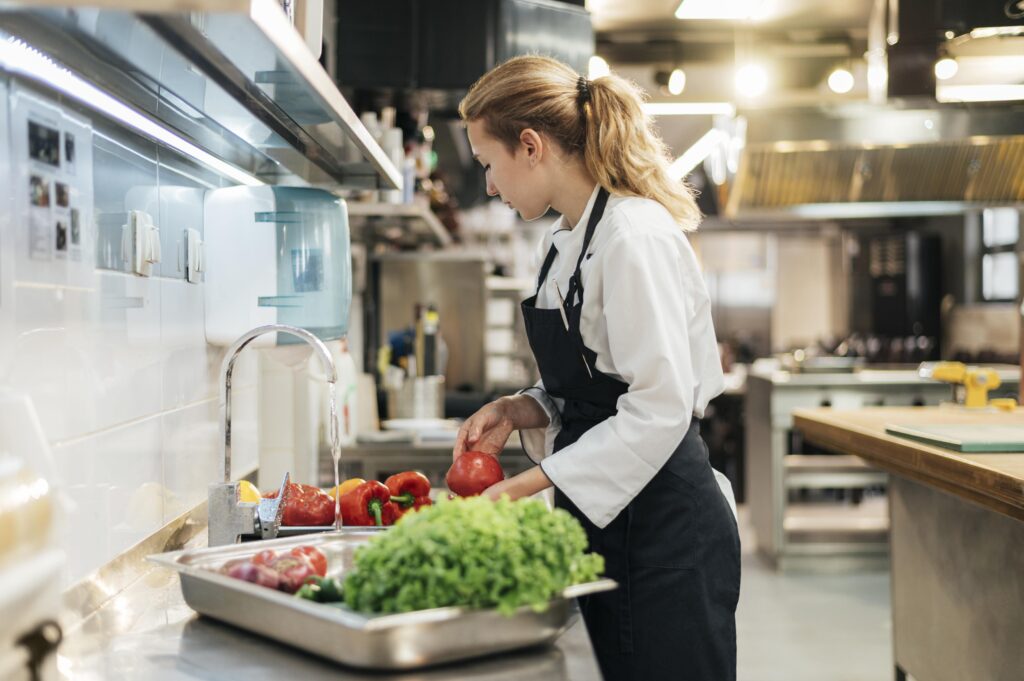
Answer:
[{"left": 628, "top": 467, "right": 698, "bottom": 569}]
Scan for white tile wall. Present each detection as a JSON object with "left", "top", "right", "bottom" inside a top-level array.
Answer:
[
  {"left": 0, "top": 95, "right": 264, "bottom": 586},
  {"left": 51, "top": 414, "right": 164, "bottom": 581},
  {"left": 0, "top": 84, "right": 357, "bottom": 588},
  {"left": 1, "top": 263, "right": 257, "bottom": 586}
]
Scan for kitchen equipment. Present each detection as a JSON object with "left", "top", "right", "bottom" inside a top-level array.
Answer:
[
  {"left": 149, "top": 531, "right": 616, "bottom": 670},
  {"left": 208, "top": 324, "right": 339, "bottom": 547},
  {"left": 372, "top": 253, "right": 487, "bottom": 393},
  {"left": 204, "top": 186, "right": 352, "bottom": 346},
  {"left": 385, "top": 375, "right": 445, "bottom": 420},
  {"left": 920, "top": 361, "right": 1019, "bottom": 410},
  {"left": 0, "top": 391, "right": 64, "bottom": 681}
]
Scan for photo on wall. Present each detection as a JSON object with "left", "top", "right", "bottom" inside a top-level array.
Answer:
[
  {"left": 29, "top": 174, "right": 50, "bottom": 207},
  {"left": 56, "top": 182, "right": 69, "bottom": 208},
  {"left": 64, "top": 132, "right": 76, "bottom": 174},
  {"left": 55, "top": 220, "right": 67, "bottom": 252},
  {"left": 70, "top": 208, "right": 80, "bottom": 246},
  {"left": 28, "top": 120, "right": 60, "bottom": 166}
]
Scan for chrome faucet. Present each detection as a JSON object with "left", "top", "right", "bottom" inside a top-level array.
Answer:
[{"left": 208, "top": 324, "right": 338, "bottom": 546}]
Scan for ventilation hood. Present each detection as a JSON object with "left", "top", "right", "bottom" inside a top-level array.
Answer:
[{"left": 722, "top": 104, "right": 1024, "bottom": 220}]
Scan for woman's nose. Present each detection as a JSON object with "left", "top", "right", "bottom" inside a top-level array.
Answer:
[{"left": 485, "top": 178, "right": 498, "bottom": 197}]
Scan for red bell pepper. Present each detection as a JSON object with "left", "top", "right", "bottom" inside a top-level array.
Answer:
[
  {"left": 263, "top": 482, "right": 336, "bottom": 526},
  {"left": 385, "top": 471, "right": 433, "bottom": 519},
  {"left": 340, "top": 480, "right": 396, "bottom": 526}
]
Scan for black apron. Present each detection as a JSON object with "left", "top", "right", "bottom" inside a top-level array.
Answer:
[{"left": 521, "top": 188, "right": 741, "bottom": 681}]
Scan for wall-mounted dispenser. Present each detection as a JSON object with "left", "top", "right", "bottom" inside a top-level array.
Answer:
[{"left": 204, "top": 186, "right": 352, "bottom": 346}]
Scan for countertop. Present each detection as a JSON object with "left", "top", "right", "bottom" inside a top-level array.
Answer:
[
  {"left": 749, "top": 363, "right": 1020, "bottom": 388},
  {"left": 57, "top": 562, "right": 604, "bottom": 681},
  {"left": 793, "top": 406, "right": 1024, "bottom": 521}
]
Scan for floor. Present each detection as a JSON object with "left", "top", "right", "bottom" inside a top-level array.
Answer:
[{"left": 735, "top": 507, "right": 894, "bottom": 681}]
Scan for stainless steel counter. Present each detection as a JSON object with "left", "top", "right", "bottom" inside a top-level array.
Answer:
[
  {"left": 749, "top": 364, "right": 1019, "bottom": 385},
  {"left": 750, "top": 364, "right": 1020, "bottom": 388},
  {"left": 58, "top": 561, "right": 604, "bottom": 681}
]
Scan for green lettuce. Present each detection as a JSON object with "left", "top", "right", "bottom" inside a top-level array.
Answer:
[{"left": 342, "top": 496, "right": 604, "bottom": 615}]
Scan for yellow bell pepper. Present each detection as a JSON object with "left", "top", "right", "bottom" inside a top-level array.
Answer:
[{"left": 327, "top": 477, "right": 366, "bottom": 500}]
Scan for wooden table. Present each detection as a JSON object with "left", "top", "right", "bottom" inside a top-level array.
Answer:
[{"left": 793, "top": 407, "right": 1024, "bottom": 681}]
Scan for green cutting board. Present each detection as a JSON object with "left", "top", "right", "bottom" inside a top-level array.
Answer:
[{"left": 885, "top": 424, "right": 1024, "bottom": 453}]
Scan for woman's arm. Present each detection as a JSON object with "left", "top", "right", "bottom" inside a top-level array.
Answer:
[{"left": 483, "top": 465, "right": 553, "bottom": 501}]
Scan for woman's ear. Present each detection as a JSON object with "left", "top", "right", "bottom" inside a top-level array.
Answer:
[{"left": 519, "top": 128, "right": 544, "bottom": 167}]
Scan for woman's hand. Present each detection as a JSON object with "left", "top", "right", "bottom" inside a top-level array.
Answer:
[
  {"left": 453, "top": 395, "right": 551, "bottom": 461},
  {"left": 482, "top": 466, "right": 553, "bottom": 501},
  {"left": 453, "top": 399, "right": 515, "bottom": 460}
]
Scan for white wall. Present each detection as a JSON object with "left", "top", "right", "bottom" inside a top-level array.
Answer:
[
  {"left": 772, "top": 233, "right": 849, "bottom": 352},
  {"left": 0, "top": 84, "right": 259, "bottom": 586}
]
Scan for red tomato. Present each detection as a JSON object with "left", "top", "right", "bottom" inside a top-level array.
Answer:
[
  {"left": 446, "top": 451, "right": 505, "bottom": 497},
  {"left": 290, "top": 546, "right": 327, "bottom": 577},
  {"left": 264, "top": 482, "right": 336, "bottom": 526},
  {"left": 251, "top": 549, "right": 277, "bottom": 567},
  {"left": 269, "top": 554, "right": 317, "bottom": 593}
]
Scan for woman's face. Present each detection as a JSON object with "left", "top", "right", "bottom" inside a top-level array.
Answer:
[{"left": 466, "top": 119, "right": 551, "bottom": 221}]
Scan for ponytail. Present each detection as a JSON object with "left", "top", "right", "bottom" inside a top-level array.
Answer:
[{"left": 460, "top": 55, "right": 701, "bottom": 231}]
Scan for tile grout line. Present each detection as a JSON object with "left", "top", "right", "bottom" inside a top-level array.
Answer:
[{"left": 47, "top": 389, "right": 256, "bottom": 449}]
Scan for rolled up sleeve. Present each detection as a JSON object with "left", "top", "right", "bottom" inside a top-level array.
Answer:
[
  {"left": 517, "top": 381, "right": 563, "bottom": 464},
  {"left": 539, "top": 230, "right": 700, "bottom": 528}
]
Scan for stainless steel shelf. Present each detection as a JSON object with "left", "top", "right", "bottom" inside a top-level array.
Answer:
[
  {"left": 783, "top": 499, "right": 890, "bottom": 544},
  {"left": 785, "top": 455, "right": 889, "bottom": 489},
  {"left": 347, "top": 202, "right": 453, "bottom": 247},
  {"left": 0, "top": 0, "right": 401, "bottom": 190}
]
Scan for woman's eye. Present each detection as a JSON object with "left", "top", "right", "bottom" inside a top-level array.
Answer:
[{"left": 483, "top": 164, "right": 491, "bottom": 172}]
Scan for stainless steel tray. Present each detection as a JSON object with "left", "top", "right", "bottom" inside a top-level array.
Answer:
[{"left": 149, "top": 531, "right": 616, "bottom": 670}]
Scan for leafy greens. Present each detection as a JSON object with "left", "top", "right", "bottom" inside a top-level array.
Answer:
[{"left": 342, "top": 496, "right": 604, "bottom": 615}]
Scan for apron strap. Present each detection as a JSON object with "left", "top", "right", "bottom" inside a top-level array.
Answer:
[
  {"left": 565, "top": 187, "right": 609, "bottom": 307},
  {"left": 534, "top": 245, "right": 558, "bottom": 295}
]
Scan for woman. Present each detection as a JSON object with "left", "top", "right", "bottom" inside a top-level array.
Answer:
[{"left": 453, "top": 55, "right": 740, "bottom": 681}]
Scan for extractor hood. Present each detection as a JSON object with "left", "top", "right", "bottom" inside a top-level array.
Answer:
[{"left": 723, "top": 104, "right": 1024, "bottom": 220}]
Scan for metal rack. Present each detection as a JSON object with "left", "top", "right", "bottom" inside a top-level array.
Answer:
[
  {"left": 347, "top": 202, "right": 453, "bottom": 247},
  {"left": 0, "top": 0, "right": 401, "bottom": 190}
]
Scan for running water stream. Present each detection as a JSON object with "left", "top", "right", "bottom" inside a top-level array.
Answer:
[{"left": 329, "top": 381, "right": 342, "bottom": 530}]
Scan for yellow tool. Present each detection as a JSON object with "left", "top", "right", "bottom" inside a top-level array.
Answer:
[{"left": 921, "top": 361, "right": 1018, "bottom": 411}]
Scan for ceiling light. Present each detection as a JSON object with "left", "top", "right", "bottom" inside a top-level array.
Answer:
[
  {"left": 827, "top": 68, "right": 854, "bottom": 94},
  {"left": 934, "top": 57, "right": 959, "bottom": 80},
  {"left": 734, "top": 63, "right": 768, "bottom": 98},
  {"left": 668, "top": 68, "right": 687, "bottom": 96},
  {"left": 642, "top": 102, "right": 736, "bottom": 116},
  {"left": 668, "top": 129, "right": 727, "bottom": 180},
  {"left": 588, "top": 55, "right": 610, "bottom": 80},
  {"left": 675, "top": 0, "right": 767, "bottom": 20},
  {"left": 0, "top": 37, "right": 263, "bottom": 186}
]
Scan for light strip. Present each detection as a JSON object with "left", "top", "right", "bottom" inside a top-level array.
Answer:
[
  {"left": 675, "top": 0, "right": 767, "bottom": 20},
  {"left": 668, "top": 129, "right": 726, "bottom": 180},
  {"left": 937, "top": 83, "right": 1024, "bottom": 103},
  {"left": 0, "top": 37, "right": 264, "bottom": 187},
  {"left": 643, "top": 102, "right": 736, "bottom": 117},
  {"left": 789, "top": 201, "right": 969, "bottom": 219}
]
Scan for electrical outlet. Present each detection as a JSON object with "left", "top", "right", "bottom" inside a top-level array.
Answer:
[
  {"left": 185, "top": 228, "right": 204, "bottom": 284},
  {"left": 124, "top": 210, "right": 160, "bottom": 276}
]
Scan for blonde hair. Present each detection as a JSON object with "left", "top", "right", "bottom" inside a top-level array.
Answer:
[{"left": 459, "top": 55, "right": 700, "bottom": 231}]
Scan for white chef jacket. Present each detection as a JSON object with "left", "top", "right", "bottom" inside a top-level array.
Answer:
[{"left": 520, "top": 185, "right": 726, "bottom": 529}]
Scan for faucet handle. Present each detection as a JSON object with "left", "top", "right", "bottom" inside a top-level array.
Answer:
[{"left": 256, "top": 472, "right": 290, "bottom": 540}]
